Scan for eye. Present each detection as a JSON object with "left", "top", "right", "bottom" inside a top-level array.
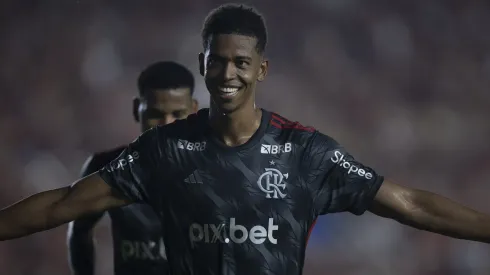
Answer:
[
  {"left": 173, "top": 111, "right": 185, "bottom": 118},
  {"left": 207, "top": 57, "right": 217, "bottom": 66},
  {"left": 236, "top": 60, "right": 250, "bottom": 68}
]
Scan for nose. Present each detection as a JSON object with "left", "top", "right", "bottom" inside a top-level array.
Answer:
[
  {"left": 223, "top": 62, "right": 237, "bottom": 81},
  {"left": 159, "top": 115, "right": 176, "bottom": 126}
]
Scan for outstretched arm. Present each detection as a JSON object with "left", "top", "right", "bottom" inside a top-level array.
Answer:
[
  {"left": 370, "top": 180, "right": 490, "bottom": 243},
  {"left": 0, "top": 126, "right": 161, "bottom": 242},
  {"left": 0, "top": 173, "right": 131, "bottom": 241}
]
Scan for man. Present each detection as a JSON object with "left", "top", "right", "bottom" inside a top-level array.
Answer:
[
  {"left": 1, "top": 4, "right": 490, "bottom": 275},
  {"left": 67, "top": 61, "right": 198, "bottom": 275}
]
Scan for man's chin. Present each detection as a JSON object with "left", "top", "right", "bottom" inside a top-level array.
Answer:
[
  {"left": 210, "top": 97, "right": 240, "bottom": 114},
  {"left": 142, "top": 123, "right": 157, "bottom": 132}
]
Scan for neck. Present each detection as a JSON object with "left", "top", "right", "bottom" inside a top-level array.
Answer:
[{"left": 208, "top": 100, "right": 262, "bottom": 147}]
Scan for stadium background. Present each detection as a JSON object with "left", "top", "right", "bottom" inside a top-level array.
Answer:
[{"left": 1, "top": 0, "right": 490, "bottom": 274}]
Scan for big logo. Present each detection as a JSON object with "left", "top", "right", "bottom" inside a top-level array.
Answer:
[
  {"left": 257, "top": 168, "right": 288, "bottom": 199},
  {"left": 189, "top": 218, "right": 278, "bottom": 245}
]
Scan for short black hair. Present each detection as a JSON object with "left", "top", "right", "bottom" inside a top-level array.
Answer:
[
  {"left": 201, "top": 3, "right": 267, "bottom": 54},
  {"left": 137, "top": 61, "right": 194, "bottom": 97}
]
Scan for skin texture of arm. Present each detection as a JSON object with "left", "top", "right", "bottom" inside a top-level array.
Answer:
[
  {"left": 0, "top": 173, "right": 131, "bottom": 241},
  {"left": 370, "top": 180, "right": 490, "bottom": 243}
]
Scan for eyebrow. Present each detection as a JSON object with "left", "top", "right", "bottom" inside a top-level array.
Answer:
[
  {"left": 145, "top": 109, "right": 166, "bottom": 118},
  {"left": 235, "top": 56, "right": 252, "bottom": 61},
  {"left": 208, "top": 53, "right": 252, "bottom": 60},
  {"left": 146, "top": 108, "right": 187, "bottom": 116}
]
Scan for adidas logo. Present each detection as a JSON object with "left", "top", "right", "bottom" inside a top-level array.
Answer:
[{"left": 184, "top": 170, "right": 203, "bottom": 184}]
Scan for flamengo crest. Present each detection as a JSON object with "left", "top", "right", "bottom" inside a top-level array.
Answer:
[{"left": 257, "top": 168, "right": 288, "bottom": 199}]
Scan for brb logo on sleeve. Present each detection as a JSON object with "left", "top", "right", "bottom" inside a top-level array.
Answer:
[
  {"left": 107, "top": 151, "right": 140, "bottom": 172},
  {"left": 330, "top": 150, "right": 373, "bottom": 179},
  {"left": 177, "top": 139, "right": 206, "bottom": 152},
  {"left": 189, "top": 218, "right": 278, "bottom": 246}
]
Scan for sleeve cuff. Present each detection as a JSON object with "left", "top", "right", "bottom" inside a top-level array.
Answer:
[
  {"left": 350, "top": 176, "right": 384, "bottom": 216},
  {"left": 97, "top": 169, "right": 142, "bottom": 202}
]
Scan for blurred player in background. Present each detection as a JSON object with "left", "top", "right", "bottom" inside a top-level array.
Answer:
[{"left": 67, "top": 61, "right": 198, "bottom": 275}]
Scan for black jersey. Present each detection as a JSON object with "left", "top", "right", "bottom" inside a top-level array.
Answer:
[
  {"left": 84, "top": 147, "right": 168, "bottom": 275},
  {"left": 99, "top": 108, "right": 384, "bottom": 275}
]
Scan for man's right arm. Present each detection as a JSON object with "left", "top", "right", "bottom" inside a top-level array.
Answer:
[
  {"left": 0, "top": 127, "right": 161, "bottom": 242},
  {"left": 67, "top": 155, "right": 106, "bottom": 275},
  {"left": 0, "top": 173, "right": 131, "bottom": 241}
]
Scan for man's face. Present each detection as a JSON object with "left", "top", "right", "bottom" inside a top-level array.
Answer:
[
  {"left": 199, "top": 34, "right": 268, "bottom": 113},
  {"left": 134, "top": 88, "right": 197, "bottom": 132}
]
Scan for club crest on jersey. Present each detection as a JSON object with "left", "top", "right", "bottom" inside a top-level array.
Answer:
[{"left": 257, "top": 168, "right": 288, "bottom": 199}]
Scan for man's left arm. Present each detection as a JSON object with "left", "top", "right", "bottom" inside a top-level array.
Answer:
[{"left": 369, "top": 180, "right": 490, "bottom": 243}]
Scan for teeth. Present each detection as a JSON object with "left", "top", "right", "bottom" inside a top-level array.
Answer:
[{"left": 220, "top": 87, "right": 239, "bottom": 93}]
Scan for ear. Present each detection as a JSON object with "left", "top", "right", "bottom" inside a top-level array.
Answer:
[
  {"left": 198, "top": 53, "right": 205, "bottom": 76},
  {"left": 257, "top": 59, "right": 268, "bottom": 82},
  {"left": 132, "top": 97, "right": 141, "bottom": 122},
  {"left": 192, "top": 99, "right": 199, "bottom": 113}
]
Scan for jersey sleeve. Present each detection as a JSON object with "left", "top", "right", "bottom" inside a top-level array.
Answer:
[
  {"left": 98, "top": 128, "right": 162, "bottom": 204},
  {"left": 303, "top": 131, "right": 384, "bottom": 216},
  {"left": 80, "top": 155, "right": 101, "bottom": 177}
]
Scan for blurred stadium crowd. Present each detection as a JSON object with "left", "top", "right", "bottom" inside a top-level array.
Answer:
[{"left": 1, "top": 0, "right": 490, "bottom": 274}]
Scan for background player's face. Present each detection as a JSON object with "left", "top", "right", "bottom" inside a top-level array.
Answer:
[
  {"left": 133, "top": 88, "right": 197, "bottom": 132},
  {"left": 199, "top": 34, "right": 268, "bottom": 113}
]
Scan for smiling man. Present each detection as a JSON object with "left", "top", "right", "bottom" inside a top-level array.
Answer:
[{"left": 2, "top": 4, "right": 490, "bottom": 275}]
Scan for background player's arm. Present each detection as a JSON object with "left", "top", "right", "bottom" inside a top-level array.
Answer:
[
  {"left": 369, "top": 180, "right": 490, "bottom": 243},
  {"left": 67, "top": 155, "right": 106, "bottom": 275},
  {"left": 0, "top": 173, "right": 131, "bottom": 241}
]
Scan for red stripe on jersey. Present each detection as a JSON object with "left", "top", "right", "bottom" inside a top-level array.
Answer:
[
  {"left": 270, "top": 121, "right": 282, "bottom": 129},
  {"left": 282, "top": 124, "right": 315, "bottom": 132},
  {"left": 306, "top": 218, "right": 317, "bottom": 245},
  {"left": 270, "top": 122, "right": 315, "bottom": 132},
  {"left": 270, "top": 114, "right": 315, "bottom": 132},
  {"left": 271, "top": 114, "right": 287, "bottom": 124}
]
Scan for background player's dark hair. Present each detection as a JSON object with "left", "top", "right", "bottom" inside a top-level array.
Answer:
[
  {"left": 137, "top": 61, "right": 195, "bottom": 97},
  {"left": 201, "top": 3, "right": 267, "bottom": 54}
]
